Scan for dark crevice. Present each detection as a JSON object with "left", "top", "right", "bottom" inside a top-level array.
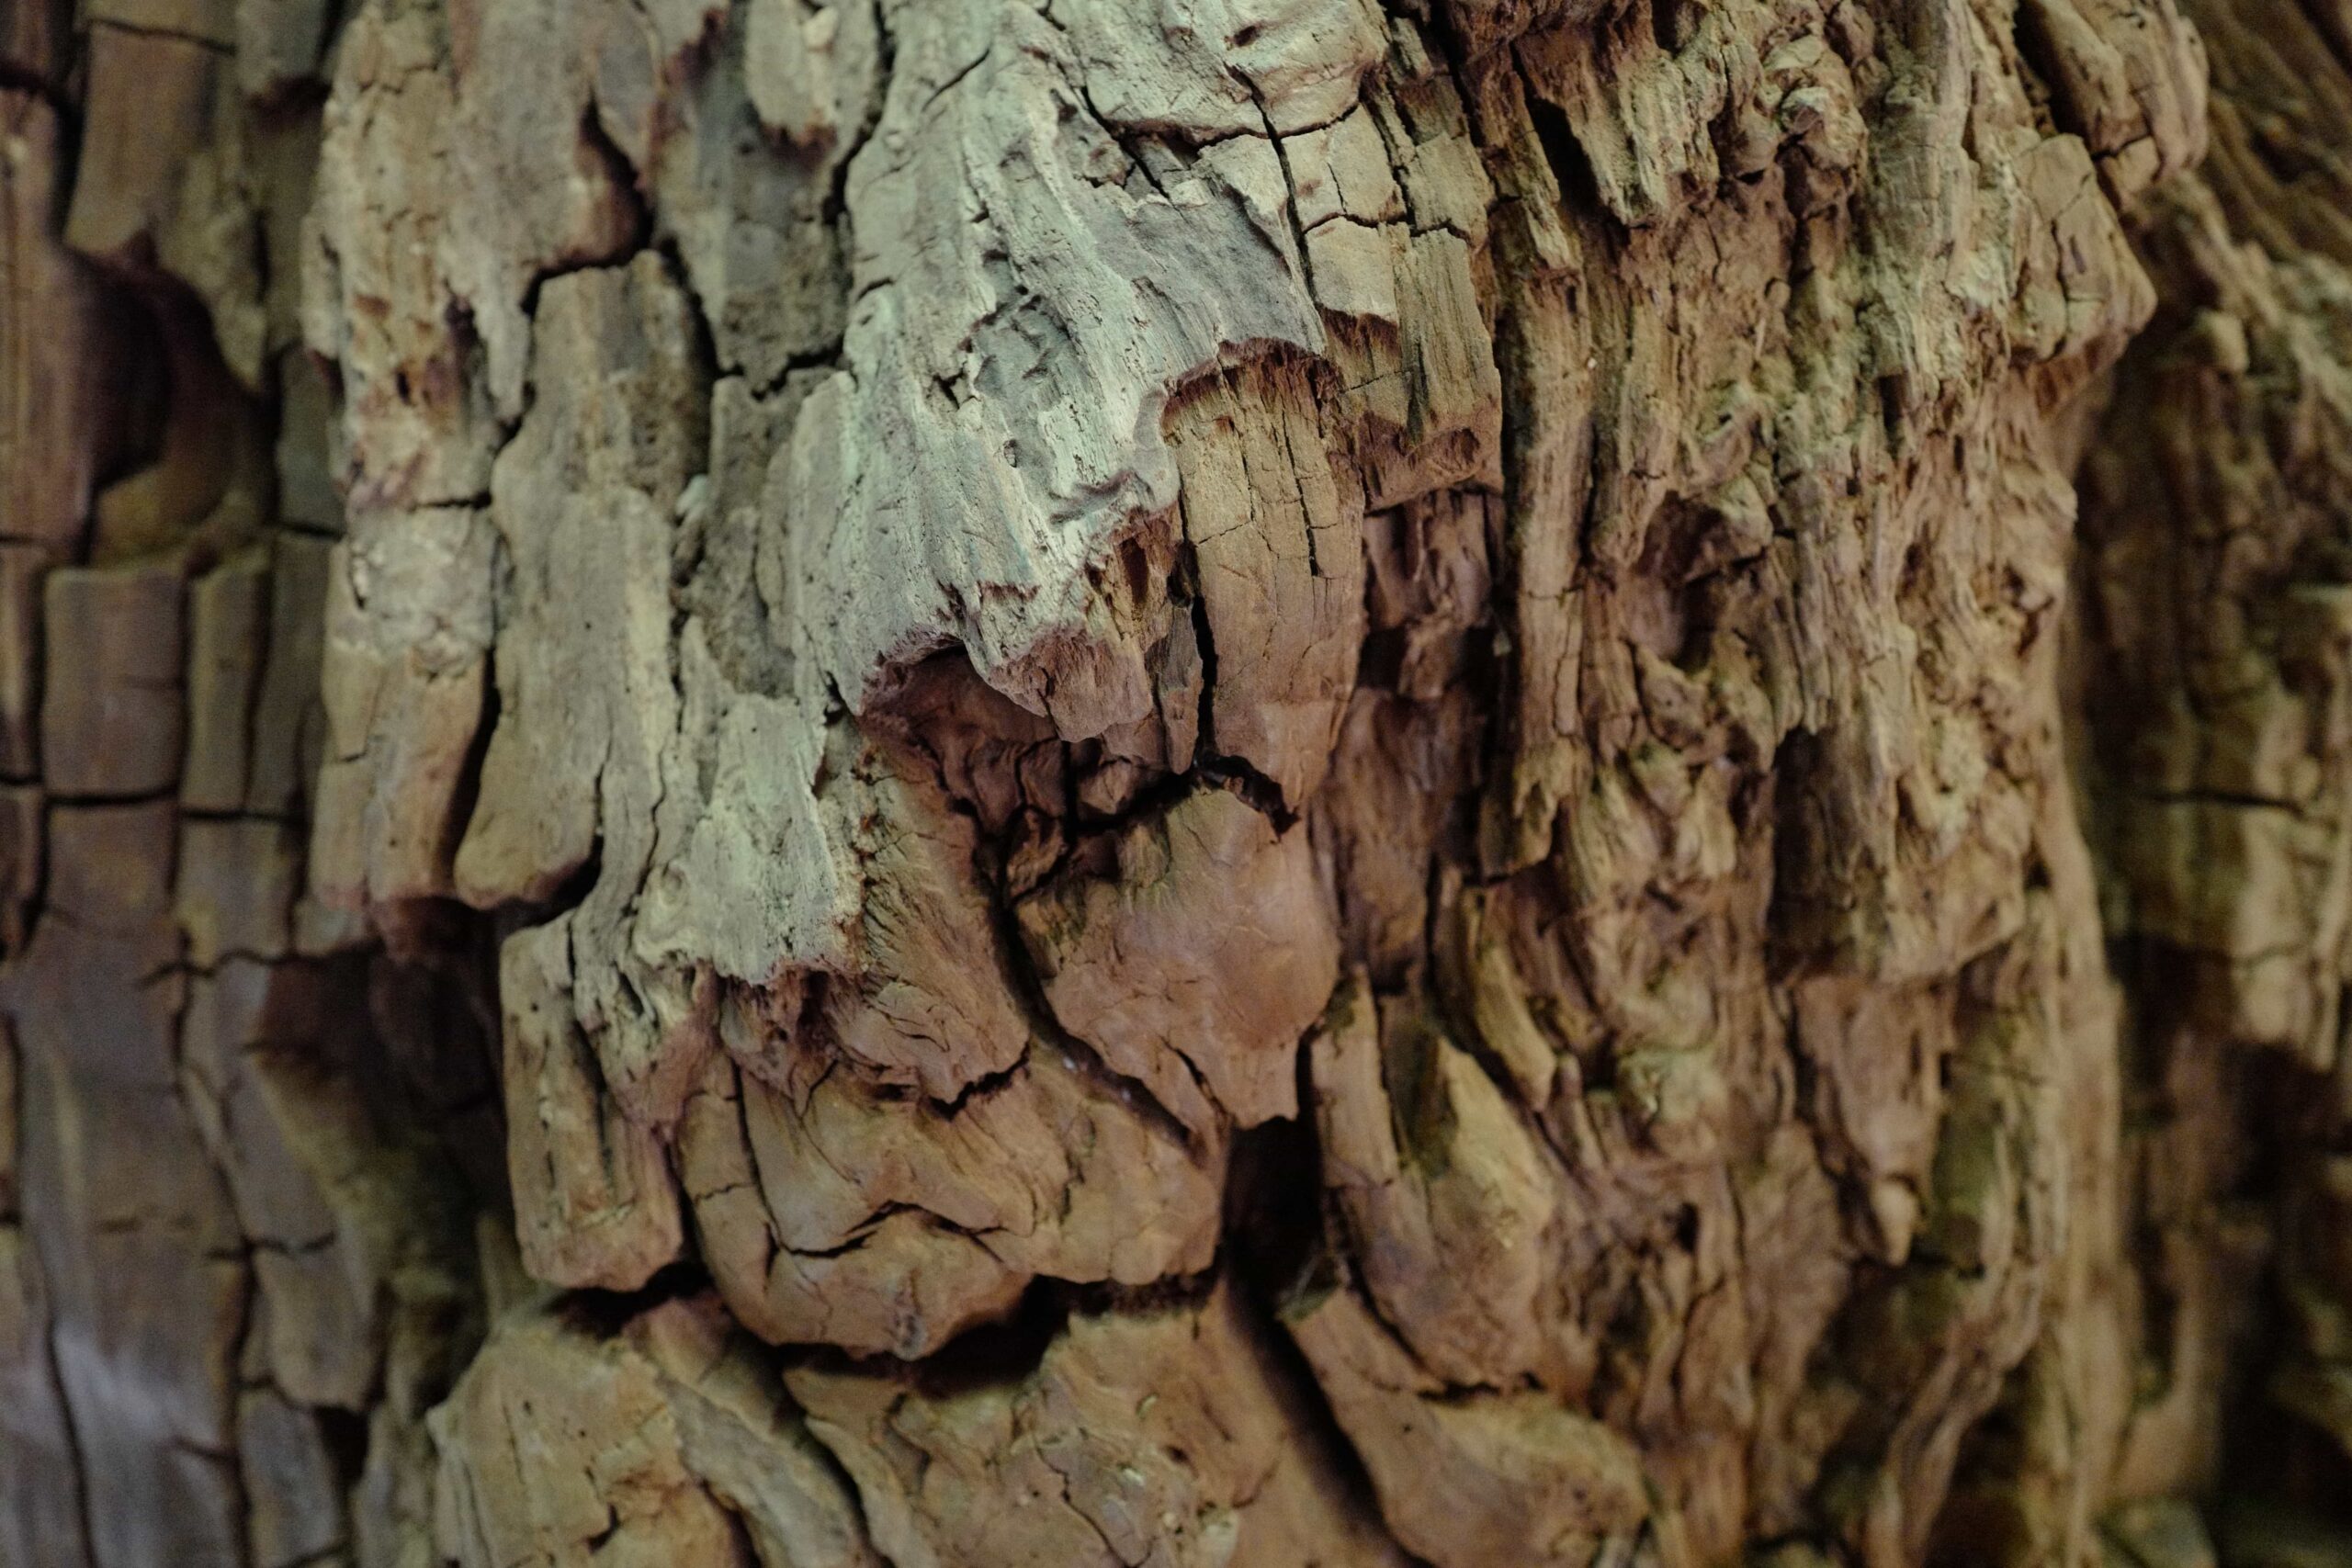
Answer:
[
  {"left": 0, "top": 57, "right": 74, "bottom": 114},
  {"left": 555, "top": 1257, "right": 720, "bottom": 1339},
  {"left": 1221, "top": 1103, "right": 1441, "bottom": 1568},
  {"left": 1521, "top": 87, "right": 1614, "bottom": 243}
]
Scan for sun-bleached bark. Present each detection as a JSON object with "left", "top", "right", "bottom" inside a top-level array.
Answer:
[{"left": 2, "top": 0, "right": 2349, "bottom": 1563}]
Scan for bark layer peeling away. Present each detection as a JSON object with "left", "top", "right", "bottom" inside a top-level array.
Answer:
[{"left": 4, "top": 0, "right": 2352, "bottom": 1562}]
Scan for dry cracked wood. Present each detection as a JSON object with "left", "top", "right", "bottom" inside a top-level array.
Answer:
[
  {"left": 0, "top": 33, "right": 488, "bottom": 1568},
  {"left": 8, "top": 0, "right": 2352, "bottom": 1563}
]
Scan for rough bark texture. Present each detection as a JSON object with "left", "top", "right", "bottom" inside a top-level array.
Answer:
[{"left": 3, "top": 0, "right": 2351, "bottom": 1563}]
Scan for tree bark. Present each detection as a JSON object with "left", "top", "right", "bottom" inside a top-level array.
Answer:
[{"left": 2, "top": 0, "right": 2348, "bottom": 1563}]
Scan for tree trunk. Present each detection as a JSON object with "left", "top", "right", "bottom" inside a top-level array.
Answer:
[{"left": 3, "top": 0, "right": 2349, "bottom": 1562}]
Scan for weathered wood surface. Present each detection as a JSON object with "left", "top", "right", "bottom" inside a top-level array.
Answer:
[
  {"left": 0, "top": 22, "right": 482, "bottom": 1568},
  {"left": 1, "top": 0, "right": 2350, "bottom": 1562}
]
